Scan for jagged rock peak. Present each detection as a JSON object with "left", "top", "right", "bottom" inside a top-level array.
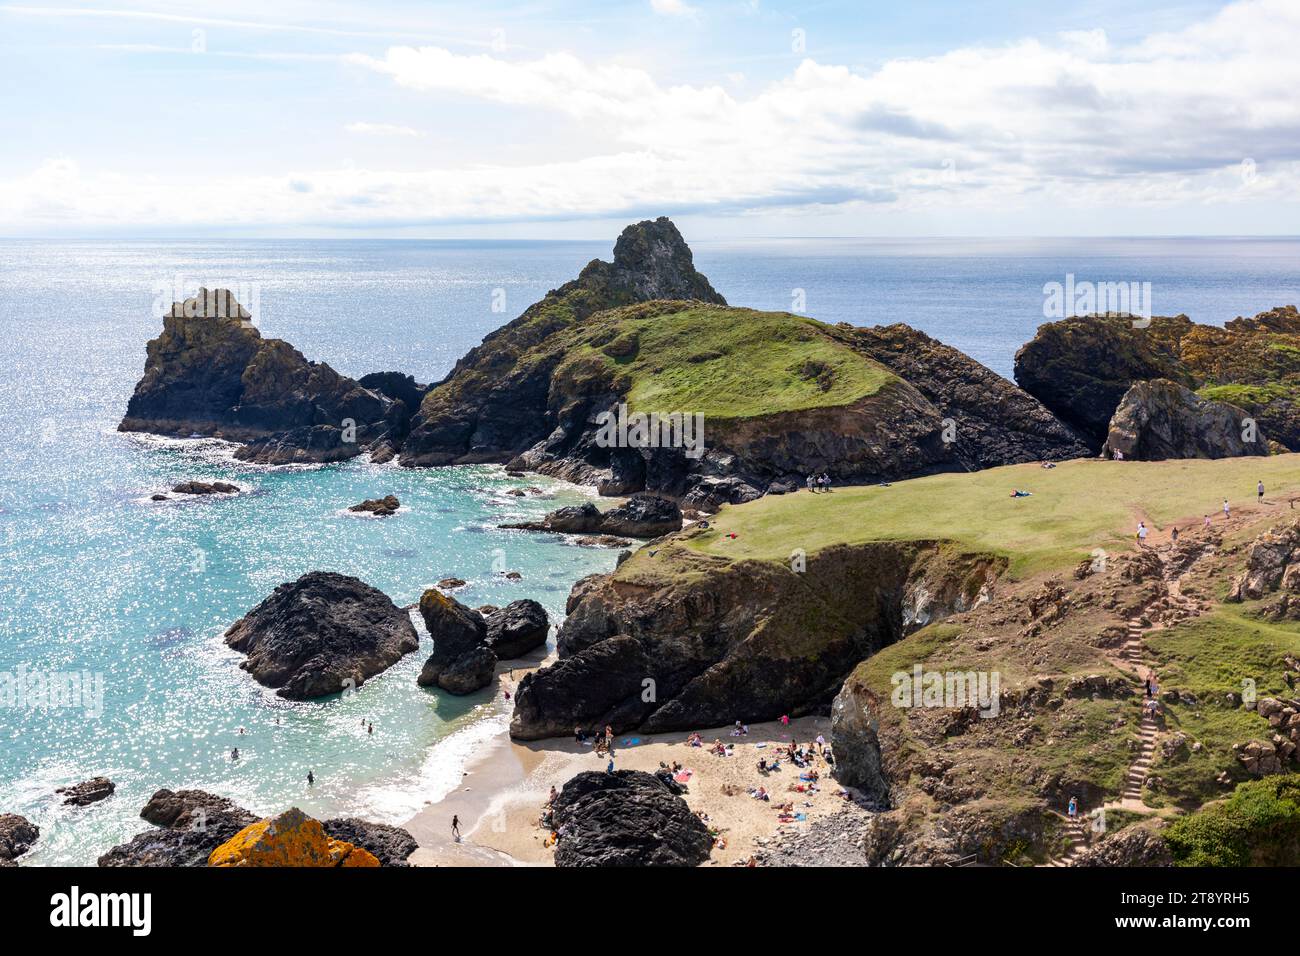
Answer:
[{"left": 586, "top": 217, "right": 726, "bottom": 305}]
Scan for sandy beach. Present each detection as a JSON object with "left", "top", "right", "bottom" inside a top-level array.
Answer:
[{"left": 405, "top": 670, "right": 860, "bottom": 867}]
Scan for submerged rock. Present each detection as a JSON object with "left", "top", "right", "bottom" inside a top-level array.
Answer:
[
  {"left": 416, "top": 588, "right": 496, "bottom": 694},
  {"left": 551, "top": 770, "right": 712, "bottom": 867},
  {"left": 484, "top": 599, "right": 550, "bottom": 659},
  {"left": 208, "top": 808, "right": 380, "bottom": 867},
  {"left": 57, "top": 776, "right": 115, "bottom": 807},
  {"left": 1102, "top": 379, "right": 1267, "bottom": 460},
  {"left": 0, "top": 814, "right": 38, "bottom": 863},
  {"left": 224, "top": 572, "right": 419, "bottom": 700}
]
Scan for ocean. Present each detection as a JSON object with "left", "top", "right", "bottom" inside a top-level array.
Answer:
[{"left": 1, "top": 235, "right": 1297, "bottom": 864}]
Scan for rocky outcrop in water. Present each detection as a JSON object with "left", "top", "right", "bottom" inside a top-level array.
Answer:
[
  {"left": 57, "top": 776, "right": 115, "bottom": 807},
  {"left": 120, "top": 288, "right": 408, "bottom": 464},
  {"left": 172, "top": 480, "right": 240, "bottom": 495},
  {"left": 401, "top": 218, "right": 726, "bottom": 468},
  {"left": 0, "top": 814, "right": 38, "bottom": 865},
  {"left": 510, "top": 540, "right": 1002, "bottom": 740},
  {"left": 1102, "top": 379, "right": 1267, "bottom": 460},
  {"left": 349, "top": 494, "right": 401, "bottom": 516},
  {"left": 416, "top": 588, "right": 495, "bottom": 694},
  {"left": 504, "top": 494, "right": 682, "bottom": 539},
  {"left": 99, "top": 789, "right": 259, "bottom": 867},
  {"left": 484, "top": 599, "right": 550, "bottom": 658},
  {"left": 224, "top": 572, "right": 419, "bottom": 700},
  {"left": 550, "top": 770, "right": 712, "bottom": 867},
  {"left": 208, "top": 808, "right": 380, "bottom": 867}
]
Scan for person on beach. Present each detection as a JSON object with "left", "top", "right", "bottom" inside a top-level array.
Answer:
[
  {"left": 452, "top": 815, "right": 460, "bottom": 841},
  {"left": 367, "top": 722, "right": 373, "bottom": 736},
  {"left": 307, "top": 770, "right": 314, "bottom": 785},
  {"left": 1224, "top": 499, "right": 1231, "bottom": 519},
  {"left": 548, "top": 786, "right": 558, "bottom": 805},
  {"left": 1137, "top": 521, "right": 1148, "bottom": 548},
  {"left": 606, "top": 757, "right": 615, "bottom": 774},
  {"left": 1259, "top": 480, "right": 1265, "bottom": 503}
]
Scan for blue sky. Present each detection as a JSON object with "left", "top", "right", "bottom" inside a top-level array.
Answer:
[{"left": 2, "top": 0, "right": 1298, "bottom": 237}]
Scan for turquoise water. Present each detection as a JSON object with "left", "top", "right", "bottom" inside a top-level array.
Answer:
[{"left": 1, "top": 236, "right": 1297, "bottom": 865}]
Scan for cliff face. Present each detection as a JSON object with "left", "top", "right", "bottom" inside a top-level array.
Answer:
[
  {"left": 509, "top": 536, "right": 1003, "bottom": 740},
  {"left": 399, "top": 218, "right": 726, "bottom": 467},
  {"left": 119, "top": 289, "right": 412, "bottom": 464},
  {"left": 1102, "top": 379, "right": 1267, "bottom": 460},
  {"left": 1015, "top": 307, "right": 1300, "bottom": 453},
  {"left": 838, "top": 323, "right": 1092, "bottom": 467}
]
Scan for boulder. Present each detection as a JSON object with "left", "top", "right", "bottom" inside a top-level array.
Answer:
[
  {"left": 140, "top": 788, "right": 257, "bottom": 832},
  {"left": 416, "top": 589, "right": 496, "bottom": 694},
  {"left": 484, "top": 599, "right": 550, "bottom": 659},
  {"left": 208, "top": 808, "right": 380, "bottom": 867},
  {"left": 224, "top": 571, "right": 419, "bottom": 700},
  {"left": 348, "top": 494, "right": 400, "bottom": 516},
  {"left": 1227, "top": 520, "right": 1300, "bottom": 602},
  {"left": 1074, "top": 819, "right": 1173, "bottom": 867},
  {"left": 598, "top": 494, "right": 683, "bottom": 538},
  {"left": 172, "top": 480, "right": 240, "bottom": 495},
  {"left": 100, "top": 789, "right": 258, "bottom": 868},
  {"left": 550, "top": 770, "right": 712, "bottom": 867},
  {"left": 0, "top": 814, "right": 38, "bottom": 863},
  {"left": 504, "top": 494, "right": 681, "bottom": 540},
  {"left": 321, "top": 818, "right": 418, "bottom": 867},
  {"left": 1102, "top": 379, "right": 1267, "bottom": 460},
  {"left": 57, "top": 776, "right": 115, "bottom": 807}
]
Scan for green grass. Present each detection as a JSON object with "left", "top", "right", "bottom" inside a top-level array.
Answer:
[
  {"left": 1198, "top": 381, "right": 1293, "bottom": 406},
  {"left": 583, "top": 306, "right": 896, "bottom": 421},
  {"left": 674, "top": 455, "right": 1300, "bottom": 579},
  {"left": 1143, "top": 604, "right": 1300, "bottom": 807},
  {"left": 1164, "top": 775, "right": 1300, "bottom": 866}
]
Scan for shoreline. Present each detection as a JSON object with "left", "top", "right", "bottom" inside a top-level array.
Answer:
[{"left": 404, "top": 692, "right": 864, "bottom": 867}]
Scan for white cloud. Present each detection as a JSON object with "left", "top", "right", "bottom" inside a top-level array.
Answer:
[
  {"left": 345, "top": 122, "right": 423, "bottom": 137},
  {"left": 4, "top": 0, "right": 1300, "bottom": 230},
  {"left": 649, "top": 0, "right": 698, "bottom": 18}
]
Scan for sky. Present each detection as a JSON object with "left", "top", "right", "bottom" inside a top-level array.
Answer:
[{"left": 2, "top": 0, "right": 1299, "bottom": 238}]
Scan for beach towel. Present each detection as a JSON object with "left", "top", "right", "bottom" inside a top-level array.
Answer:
[
  {"left": 622, "top": 737, "right": 641, "bottom": 747},
  {"left": 674, "top": 771, "right": 693, "bottom": 783}
]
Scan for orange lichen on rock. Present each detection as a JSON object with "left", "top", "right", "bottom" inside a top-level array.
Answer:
[{"left": 208, "top": 808, "right": 379, "bottom": 867}]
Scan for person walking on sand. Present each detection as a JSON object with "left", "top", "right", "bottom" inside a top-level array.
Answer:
[
  {"left": 452, "top": 815, "right": 460, "bottom": 841},
  {"left": 606, "top": 757, "right": 615, "bottom": 774},
  {"left": 1136, "top": 521, "right": 1148, "bottom": 548}
]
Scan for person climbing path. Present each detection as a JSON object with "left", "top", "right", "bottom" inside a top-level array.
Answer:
[{"left": 1136, "top": 521, "right": 1148, "bottom": 548}]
